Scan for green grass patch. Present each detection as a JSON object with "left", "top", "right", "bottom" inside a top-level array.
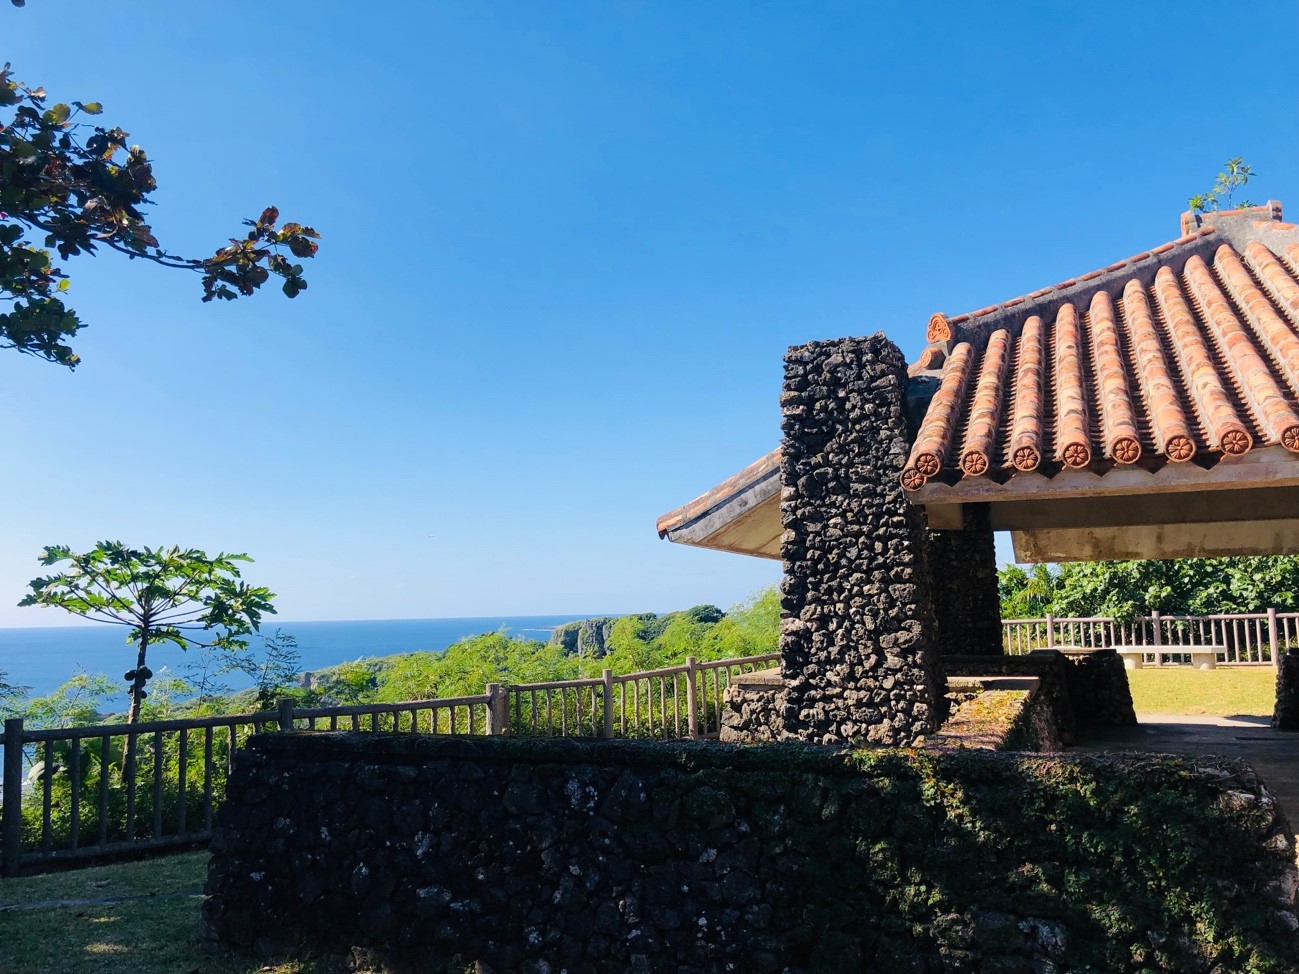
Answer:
[
  {"left": 1127, "top": 666, "right": 1276, "bottom": 716},
  {"left": 0, "top": 853, "right": 337, "bottom": 974}
]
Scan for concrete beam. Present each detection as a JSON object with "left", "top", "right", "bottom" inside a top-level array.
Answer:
[
  {"left": 1012, "top": 519, "right": 1299, "bottom": 562},
  {"left": 986, "top": 485, "right": 1299, "bottom": 532}
]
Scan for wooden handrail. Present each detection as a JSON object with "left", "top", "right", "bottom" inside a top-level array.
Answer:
[{"left": 294, "top": 695, "right": 489, "bottom": 719}]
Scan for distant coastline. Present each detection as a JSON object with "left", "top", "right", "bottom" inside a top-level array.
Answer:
[{"left": 0, "top": 614, "right": 602, "bottom": 701}]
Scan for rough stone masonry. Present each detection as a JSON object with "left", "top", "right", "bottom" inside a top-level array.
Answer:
[
  {"left": 778, "top": 333, "right": 942, "bottom": 745},
  {"left": 204, "top": 733, "right": 1299, "bottom": 974},
  {"left": 924, "top": 503, "right": 1002, "bottom": 656}
]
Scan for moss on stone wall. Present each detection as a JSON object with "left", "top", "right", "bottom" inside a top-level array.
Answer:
[
  {"left": 206, "top": 734, "right": 1299, "bottom": 973},
  {"left": 927, "top": 687, "right": 1059, "bottom": 751}
]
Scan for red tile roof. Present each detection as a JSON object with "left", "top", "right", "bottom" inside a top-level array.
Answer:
[{"left": 902, "top": 202, "right": 1299, "bottom": 491}]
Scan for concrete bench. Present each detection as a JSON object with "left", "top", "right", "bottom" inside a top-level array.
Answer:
[{"left": 1109, "top": 646, "right": 1222, "bottom": 670}]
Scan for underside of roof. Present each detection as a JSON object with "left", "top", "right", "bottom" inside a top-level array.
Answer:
[
  {"left": 655, "top": 450, "right": 781, "bottom": 559},
  {"left": 658, "top": 203, "right": 1299, "bottom": 563}
]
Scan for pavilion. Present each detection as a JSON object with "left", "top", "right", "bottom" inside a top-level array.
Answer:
[{"left": 657, "top": 203, "right": 1299, "bottom": 745}]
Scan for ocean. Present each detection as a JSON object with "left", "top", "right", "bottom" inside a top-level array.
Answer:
[{"left": 0, "top": 614, "right": 598, "bottom": 704}]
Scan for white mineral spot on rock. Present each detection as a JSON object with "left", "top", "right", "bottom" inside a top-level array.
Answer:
[
  {"left": 563, "top": 778, "right": 598, "bottom": 812},
  {"left": 699, "top": 848, "right": 718, "bottom": 863}
]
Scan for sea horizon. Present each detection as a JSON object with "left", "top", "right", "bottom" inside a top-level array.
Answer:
[{"left": 0, "top": 613, "right": 607, "bottom": 703}]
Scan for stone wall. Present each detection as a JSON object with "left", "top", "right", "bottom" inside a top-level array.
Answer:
[
  {"left": 924, "top": 504, "right": 1002, "bottom": 656},
  {"left": 930, "top": 679, "right": 1061, "bottom": 752},
  {"left": 723, "top": 651, "right": 1134, "bottom": 746},
  {"left": 719, "top": 670, "right": 784, "bottom": 743},
  {"left": 779, "top": 334, "right": 941, "bottom": 746},
  {"left": 1057, "top": 648, "right": 1138, "bottom": 727},
  {"left": 943, "top": 649, "right": 1136, "bottom": 742},
  {"left": 1274, "top": 651, "right": 1299, "bottom": 730},
  {"left": 943, "top": 652, "right": 1079, "bottom": 744},
  {"left": 205, "top": 733, "right": 1299, "bottom": 974}
]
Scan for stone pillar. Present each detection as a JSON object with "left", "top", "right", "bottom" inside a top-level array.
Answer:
[
  {"left": 778, "top": 334, "right": 941, "bottom": 746},
  {"left": 1273, "top": 651, "right": 1299, "bottom": 730},
  {"left": 925, "top": 504, "right": 1003, "bottom": 655}
]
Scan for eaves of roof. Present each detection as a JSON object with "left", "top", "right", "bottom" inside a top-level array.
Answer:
[
  {"left": 902, "top": 201, "right": 1299, "bottom": 493},
  {"left": 655, "top": 449, "right": 781, "bottom": 540}
]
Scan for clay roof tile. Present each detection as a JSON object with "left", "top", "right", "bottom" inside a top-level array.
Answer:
[{"left": 906, "top": 213, "right": 1299, "bottom": 486}]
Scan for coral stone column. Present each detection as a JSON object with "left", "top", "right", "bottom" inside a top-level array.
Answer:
[
  {"left": 778, "top": 334, "right": 941, "bottom": 746},
  {"left": 925, "top": 504, "right": 1004, "bottom": 655}
]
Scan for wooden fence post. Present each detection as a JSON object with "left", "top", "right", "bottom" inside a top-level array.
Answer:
[
  {"left": 601, "top": 670, "right": 614, "bottom": 739},
  {"left": 2, "top": 717, "right": 23, "bottom": 878},
  {"left": 277, "top": 698, "right": 296, "bottom": 733},
  {"left": 1269, "top": 607, "right": 1281, "bottom": 671},
  {"left": 1044, "top": 613, "right": 1054, "bottom": 650},
  {"left": 685, "top": 657, "right": 700, "bottom": 739},
  {"left": 485, "top": 684, "right": 509, "bottom": 736}
]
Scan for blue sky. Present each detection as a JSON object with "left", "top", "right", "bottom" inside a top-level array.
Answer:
[{"left": 2, "top": 1, "right": 1297, "bottom": 626}]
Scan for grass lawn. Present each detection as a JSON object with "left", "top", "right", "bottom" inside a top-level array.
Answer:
[
  {"left": 1126, "top": 665, "right": 1276, "bottom": 716},
  {"left": 0, "top": 853, "right": 342, "bottom": 974}
]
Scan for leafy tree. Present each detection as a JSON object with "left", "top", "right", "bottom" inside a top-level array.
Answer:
[
  {"left": 180, "top": 645, "right": 235, "bottom": 709},
  {"left": 137, "top": 674, "right": 193, "bottom": 721},
  {"left": 376, "top": 632, "right": 578, "bottom": 704},
  {"left": 0, "top": 60, "right": 319, "bottom": 367},
  {"left": 1188, "top": 157, "right": 1256, "bottom": 214},
  {"left": 997, "top": 556, "right": 1299, "bottom": 621},
  {"left": 725, "top": 586, "right": 780, "bottom": 650},
  {"left": 16, "top": 670, "right": 115, "bottom": 730},
  {"left": 998, "top": 564, "right": 1060, "bottom": 619},
  {"left": 603, "top": 615, "right": 663, "bottom": 671},
  {"left": 312, "top": 659, "right": 378, "bottom": 707},
  {"left": 225, "top": 629, "right": 302, "bottom": 710},
  {"left": 0, "top": 670, "right": 29, "bottom": 717},
  {"left": 655, "top": 614, "right": 711, "bottom": 662},
  {"left": 19, "top": 542, "right": 275, "bottom": 725}
]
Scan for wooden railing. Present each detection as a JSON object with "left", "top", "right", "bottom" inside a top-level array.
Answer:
[
  {"left": 1003, "top": 609, "right": 1292, "bottom": 667},
  {"left": 0, "top": 652, "right": 778, "bottom": 876},
  {"left": 0, "top": 708, "right": 282, "bottom": 878},
  {"left": 507, "top": 654, "right": 779, "bottom": 740}
]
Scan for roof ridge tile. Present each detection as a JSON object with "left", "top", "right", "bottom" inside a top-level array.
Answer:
[{"left": 931, "top": 228, "right": 1219, "bottom": 337}]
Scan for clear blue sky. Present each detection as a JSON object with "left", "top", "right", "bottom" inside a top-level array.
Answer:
[{"left": 2, "top": 1, "right": 1297, "bottom": 626}]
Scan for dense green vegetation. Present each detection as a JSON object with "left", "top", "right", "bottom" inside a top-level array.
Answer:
[
  {"left": 375, "top": 589, "right": 781, "bottom": 704},
  {"left": 2, "top": 589, "right": 782, "bottom": 858},
  {"left": 2, "top": 588, "right": 779, "bottom": 729},
  {"left": 999, "top": 557, "right": 1299, "bottom": 620}
]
